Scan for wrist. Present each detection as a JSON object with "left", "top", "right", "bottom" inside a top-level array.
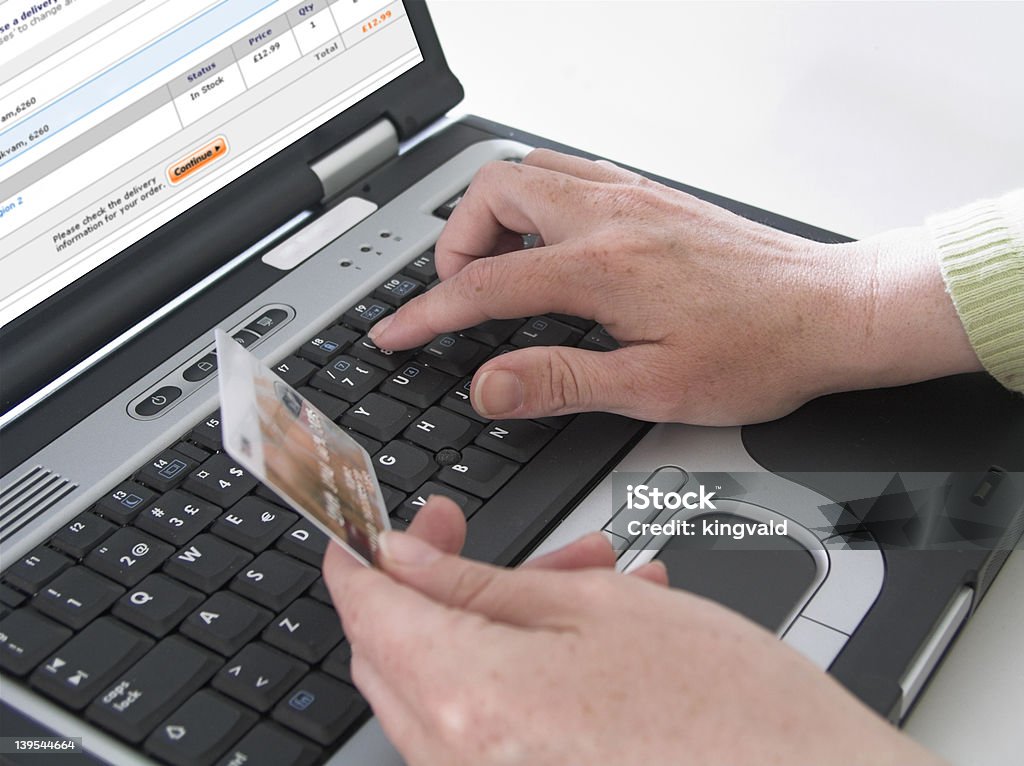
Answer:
[{"left": 823, "top": 228, "right": 983, "bottom": 394}]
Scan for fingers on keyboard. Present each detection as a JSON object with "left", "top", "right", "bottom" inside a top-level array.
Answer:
[{"left": 1, "top": 250, "right": 599, "bottom": 764}]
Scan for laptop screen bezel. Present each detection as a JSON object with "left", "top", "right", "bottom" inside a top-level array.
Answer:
[{"left": 0, "top": 0, "right": 463, "bottom": 415}]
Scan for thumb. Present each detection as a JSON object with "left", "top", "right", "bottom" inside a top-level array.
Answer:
[
  {"left": 470, "top": 344, "right": 664, "bottom": 420},
  {"left": 377, "top": 530, "right": 585, "bottom": 628}
]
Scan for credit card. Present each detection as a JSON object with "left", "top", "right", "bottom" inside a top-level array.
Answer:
[{"left": 216, "top": 329, "right": 390, "bottom": 566}]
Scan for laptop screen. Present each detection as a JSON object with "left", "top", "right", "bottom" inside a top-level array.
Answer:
[{"left": 0, "top": 0, "right": 423, "bottom": 328}]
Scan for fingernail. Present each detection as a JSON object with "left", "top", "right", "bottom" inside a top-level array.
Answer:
[
  {"left": 368, "top": 315, "right": 394, "bottom": 345},
  {"left": 379, "top": 530, "right": 442, "bottom": 566},
  {"left": 473, "top": 370, "right": 523, "bottom": 417}
]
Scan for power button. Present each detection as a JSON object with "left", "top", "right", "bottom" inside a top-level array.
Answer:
[{"left": 134, "top": 386, "right": 182, "bottom": 417}]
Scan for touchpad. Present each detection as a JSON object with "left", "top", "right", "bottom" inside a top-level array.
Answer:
[{"left": 654, "top": 512, "right": 819, "bottom": 631}]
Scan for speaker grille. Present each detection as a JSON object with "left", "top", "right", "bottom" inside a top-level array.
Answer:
[{"left": 0, "top": 467, "right": 77, "bottom": 545}]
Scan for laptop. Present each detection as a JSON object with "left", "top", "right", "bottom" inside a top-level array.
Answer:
[{"left": 1, "top": 1, "right": 1022, "bottom": 764}]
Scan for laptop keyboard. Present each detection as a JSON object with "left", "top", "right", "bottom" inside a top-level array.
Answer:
[{"left": 0, "top": 245, "right": 624, "bottom": 765}]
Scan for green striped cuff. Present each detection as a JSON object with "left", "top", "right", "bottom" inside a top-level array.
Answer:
[{"left": 927, "top": 189, "right": 1024, "bottom": 393}]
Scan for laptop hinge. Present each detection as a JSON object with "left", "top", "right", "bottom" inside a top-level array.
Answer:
[{"left": 310, "top": 119, "right": 399, "bottom": 203}]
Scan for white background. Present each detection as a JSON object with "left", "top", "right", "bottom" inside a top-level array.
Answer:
[{"left": 429, "top": 1, "right": 1024, "bottom": 764}]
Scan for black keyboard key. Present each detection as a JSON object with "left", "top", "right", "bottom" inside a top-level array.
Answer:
[
  {"left": 0, "top": 609, "right": 71, "bottom": 676},
  {"left": 434, "top": 188, "right": 466, "bottom": 220},
  {"left": 403, "top": 406, "right": 480, "bottom": 452},
  {"left": 341, "top": 298, "right": 393, "bottom": 333},
  {"left": 578, "top": 324, "right": 620, "bottom": 352},
  {"left": 136, "top": 449, "right": 200, "bottom": 493},
  {"left": 419, "top": 334, "right": 488, "bottom": 377},
  {"left": 262, "top": 598, "right": 342, "bottom": 663},
  {"left": 340, "top": 393, "right": 418, "bottom": 442},
  {"left": 372, "top": 441, "right": 436, "bottom": 492},
  {"left": 32, "top": 566, "right": 123, "bottom": 629},
  {"left": 535, "top": 413, "right": 575, "bottom": 430},
  {"left": 379, "top": 362, "right": 456, "bottom": 409},
  {"left": 462, "top": 318, "right": 524, "bottom": 347},
  {"left": 548, "top": 313, "right": 594, "bottom": 331},
  {"left": 217, "top": 721, "right": 320, "bottom": 766},
  {"left": 397, "top": 481, "right": 482, "bottom": 524},
  {"left": 379, "top": 484, "right": 405, "bottom": 513},
  {"left": 511, "top": 316, "right": 582, "bottom": 348},
  {"left": 230, "top": 551, "right": 318, "bottom": 612},
  {"left": 440, "top": 377, "right": 488, "bottom": 422},
  {"left": 342, "top": 427, "right": 382, "bottom": 456},
  {"left": 190, "top": 412, "right": 224, "bottom": 452},
  {"left": 276, "top": 521, "right": 328, "bottom": 567},
  {"left": 212, "top": 497, "right": 296, "bottom": 554},
  {"left": 271, "top": 356, "right": 317, "bottom": 388},
  {"left": 146, "top": 689, "right": 258, "bottom": 766},
  {"left": 402, "top": 250, "right": 437, "bottom": 283},
  {"left": 181, "top": 592, "right": 273, "bottom": 656},
  {"left": 349, "top": 335, "right": 417, "bottom": 371},
  {"left": 475, "top": 420, "right": 556, "bottom": 462},
  {"left": 113, "top": 573, "right": 205, "bottom": 638},
  {"left": 273, "top": 672, "right": 366, "bottom": 746},
  {"left": 183, "top": 454, "right": 258, "bottom": 508},
  {"left": 437, "top": 446, "right": 519, "bottom": 499},
  {"left": 374, "top": 274, "right": 425, "bottom": 307},
  {"left": 253, "top": 483, "right": 288, "bottom": 506},
  {"left": 30, "top": 616, "right": 152, "bottom": 710},
  {"left": 4, "top": 546, "right": 72, "bottom": 594},
  {"left": 460, "top": 412, "right": 645, "bottom": 565},
  {"left": 306, "top": 578, "right": 332, "bottom": 606},
  {"left": 85, "top": 528, "right": 174, "bottom": 587},
  {"left": 87, "top": 635, "right": 222, "bottom": 743},
  {"left": 94, "top": 481, "right": 158, "bottom": 524},
  {"left": 296, "top": 326, "right": 360, "bottom": 366},
  {"left": 0, "top": 582, "right": 27, "bottom": 608},
  {"left": 164, "top": 534, "right": 252, "bottom": 593},
  {"left": 486, "top": 343, "right": 517, "bottom": 362},
  {"left": 213, "top": 643, "right": 308, "bottom": 713},
  {"left": 136, "top": 490, "right": 222, "bottom": 546},
  {"left": 320, "top": 641, "right": 353, "bottom": 684},
  {"left": 50, "top": 512, "right": 117, "bottom": 559},
  {"left": 174, "top": 440, "right": 211, "bottom": 463},
  {"left": 309, "top": 356, "right": 386, "bottom": 403},
  {"left": 296, "top": 386, "right": 347, "bottom": 421}
]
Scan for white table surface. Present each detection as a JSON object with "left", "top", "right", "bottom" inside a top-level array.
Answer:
[{"left": 429, "top": 2, "right": 1024, "bottom": 763}]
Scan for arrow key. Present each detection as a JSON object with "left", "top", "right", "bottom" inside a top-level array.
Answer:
[
  {"left": 212, "top": 642, "right": 308, "bottom": 712},
  {"left": 145, "top": 689, "right": 258, "bottom": 766}
]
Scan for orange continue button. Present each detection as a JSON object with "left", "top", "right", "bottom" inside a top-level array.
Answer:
[{"left": 167, "top": 136, "right": 228, "bottom": 184}]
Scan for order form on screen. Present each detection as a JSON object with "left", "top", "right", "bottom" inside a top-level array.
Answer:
[{"left": 0, "top": 0, "right": 422, "bottom": 326}]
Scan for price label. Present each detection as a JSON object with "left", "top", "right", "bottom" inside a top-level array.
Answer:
[
  {"left": 360, "top": 8, "right": 392, "bottom": 35},
  {"left": 238, "top": 30, "right": 301, "bottom": 87}
]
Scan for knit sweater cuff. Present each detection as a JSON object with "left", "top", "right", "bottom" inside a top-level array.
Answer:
[{"left": 926, "top": 190, "right": 1024, "bottom": 393}]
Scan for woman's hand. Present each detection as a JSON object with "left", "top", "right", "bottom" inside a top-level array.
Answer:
[
  {"left": 324, "top": 496, "right": 944, "bottom": 766},
  {"left": 369, "top": 149, "right": 980, "bottom": 425}
]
